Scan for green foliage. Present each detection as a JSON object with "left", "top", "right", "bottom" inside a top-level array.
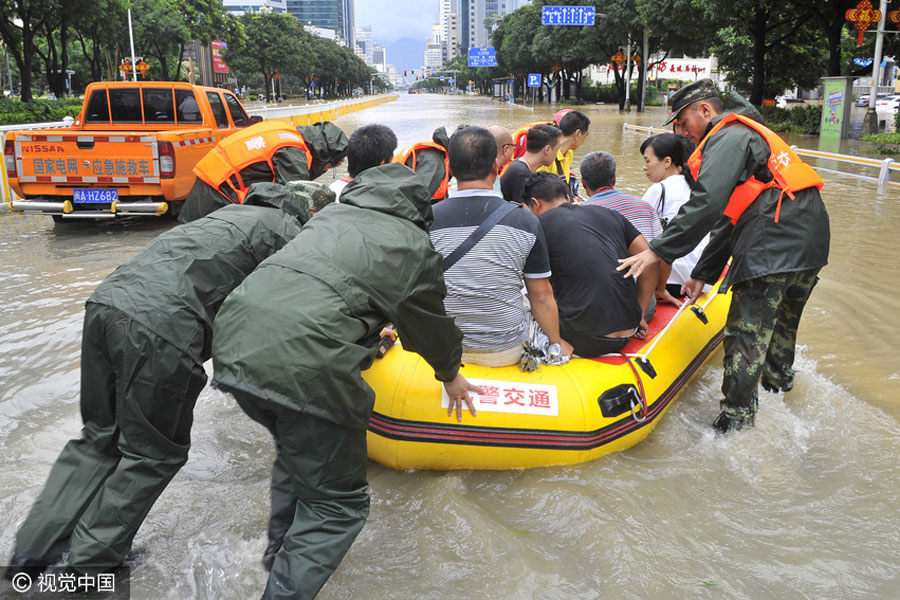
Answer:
[
  {"left": 695, "top": 0, "right": 827, "bottom": 103},
  {"left": 859, "top": 132, "right": 900, "bottom": 145},
  {"left": 757, "top": 104, "right": 822, "bottom": 135},
  {"left": 0, "top": 97, "right": 83, "bottom": 125}
]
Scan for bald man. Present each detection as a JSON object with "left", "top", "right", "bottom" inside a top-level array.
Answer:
[{"left": 488, "top": 125, "right": 515, "bottom": 194}]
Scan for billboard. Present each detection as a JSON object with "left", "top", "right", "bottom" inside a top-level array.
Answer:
[{"left": 212, "top": 40, "right": 228, "bottom": 73}]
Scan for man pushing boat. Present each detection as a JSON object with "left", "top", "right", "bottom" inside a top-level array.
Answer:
[{"left": 618, "top": 78, "right": 830, "bottom": 434}]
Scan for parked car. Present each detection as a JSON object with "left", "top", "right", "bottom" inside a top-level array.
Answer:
[
  {"left": 775, "top": 95, "right": 805, "bottom": 109},
  {"left": 875, "top": 95, "right": 900, "bottom": 114},
  {"left": 856, "top": 93, "right": 887, "bottom": 107}
]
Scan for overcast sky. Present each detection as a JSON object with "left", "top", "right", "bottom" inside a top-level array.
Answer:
[{"left": 355, "top": 0, "right": 440, "bottom": 43}]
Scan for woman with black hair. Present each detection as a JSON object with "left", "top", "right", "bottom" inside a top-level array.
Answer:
[{"left": 640, "top": 133, "right": 710, "bottom": 299}]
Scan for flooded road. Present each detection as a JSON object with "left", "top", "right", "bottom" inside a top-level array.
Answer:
[{"left": 2, "top": 94, "right": 899, "bottom": 599}]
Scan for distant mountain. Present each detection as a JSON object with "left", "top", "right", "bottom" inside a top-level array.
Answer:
[{"left": 386, "top": 37, "right": 427, "bottom": 73}]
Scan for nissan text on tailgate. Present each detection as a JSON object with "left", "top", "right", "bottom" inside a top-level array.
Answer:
[{"left": 4, "top": 81, "right": 260, "bottom": 222}]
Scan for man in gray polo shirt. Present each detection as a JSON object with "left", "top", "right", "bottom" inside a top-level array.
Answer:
[{"left": 430, "top": 126, "right": 573, "bottom": 366}]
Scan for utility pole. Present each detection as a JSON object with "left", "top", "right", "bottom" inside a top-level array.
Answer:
[
  {"left": 127, "top": 9, "right": 138, "bottom": 82},
  {"left": 862, "top": 0, "right": 888, "bottom": 135},
  {"left": 639, "top": 28, "right": 648, "bottom": 113}
]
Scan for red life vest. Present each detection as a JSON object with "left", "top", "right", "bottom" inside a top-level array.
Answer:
[
  {"left": 391, "top": 141, "right": 450, "bottom": 200},
  {"left": 687, "top": 112, "right": 824, "bottom": 224},
  {"left": 511, "top": 120, "right": 552, "bottom": 159},
  {"left": 194, "top": 120, "right": 313, "bottom": 204}
]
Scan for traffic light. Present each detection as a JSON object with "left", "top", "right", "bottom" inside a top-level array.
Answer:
[{"left": 404, "top": 70, "right": 407, "bottom": 76}]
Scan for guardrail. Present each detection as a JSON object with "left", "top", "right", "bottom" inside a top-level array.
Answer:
[
  {"left": 1, "top": 94, "right": 398, "bottom": 206},
  {"left": 623, "top": 122, "right": 900, "bottom": 190}
]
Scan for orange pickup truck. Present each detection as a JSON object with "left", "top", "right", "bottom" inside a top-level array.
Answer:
[{"left": 4, "top": 81, "right": 261, "bottom": 221}]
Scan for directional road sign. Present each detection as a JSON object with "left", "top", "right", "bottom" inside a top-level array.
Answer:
[
  {"left": 541, "top": 5, "right": 595, "bottom": 26},
  {"left": 468, "top": 47, "right": 498, "bottom": 68},
  {"left": 527, "top": 74, "right": 541, "bottom": 88}
]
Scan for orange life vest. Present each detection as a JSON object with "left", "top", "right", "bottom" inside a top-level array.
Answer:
[
  {"left": 497, "top": 157, "right": 513, "bottom": 178},
  {"left": 193, "top": 120, "right": 313, "bottom": 203},
  {"left": 511, "top": 120, "right": 551, "bottom": 159},
  {"left": 391, "top": 142, "right": 450, "bottom": 200},
  {"left": 687, "top": 112, "right": 824, "bottom": 224}
]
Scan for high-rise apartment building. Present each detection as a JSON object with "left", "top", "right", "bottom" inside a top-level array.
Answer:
[
  {"left": 442, "top": 0, "right": 516, "bottom": 53},
  {"left": 285, "top": 0, "right": 355, "bottom": 49},
  {"left": 356, "top": 25, "right": 373, "bottom": 66}
]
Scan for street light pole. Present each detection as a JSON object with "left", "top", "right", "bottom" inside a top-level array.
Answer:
[
  {"left": 863, "top": 0, "right": 888, "bottom": 135},
  {"left": 127, "top": 9, "right": 138, "bottom": 82}
]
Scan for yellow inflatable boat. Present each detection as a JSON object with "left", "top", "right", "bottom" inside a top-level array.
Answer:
[{"left": 363, "top": 281, "right": 731, "bottom": 470}]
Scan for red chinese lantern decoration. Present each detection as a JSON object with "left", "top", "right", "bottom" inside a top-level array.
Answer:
[
  {"left": 846, "top": 0, "right": 882, "bottom": 46},
  {"left": 611, "top": 49, "right": 626, "bottom": 71},
  {"left": 889, "top": 7, "right": 900, "bottom": 27}
]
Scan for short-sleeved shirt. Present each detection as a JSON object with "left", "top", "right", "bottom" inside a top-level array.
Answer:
[
  {"left": 430, "top": 189, "right": 551, "bottom": 352},
  {"left": 539, "top": 203, "right": 642, "bottom": 344},
  {"left": 499, "top": 159, "right": 533, "bottom": 204},
  {"left": 641, "top": 174, "right": 710, "bottom": 285},
  {"left": 584, "top": 188, "right": 662, "bottom": 242}
]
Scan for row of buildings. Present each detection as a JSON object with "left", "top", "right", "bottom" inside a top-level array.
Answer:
[
  {"left": 222, "top": 1, "right": 404, "bottom": 87},
  {"left": 425, "top": 0, "right": 533, "bottom": 73},
  {"left": 223, "top": 0, "right": 357, "bottom": 49}
]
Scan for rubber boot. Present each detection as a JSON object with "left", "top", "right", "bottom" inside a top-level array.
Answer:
[{"left": 712, "top": 397, "right": 758, "bottom": 435}]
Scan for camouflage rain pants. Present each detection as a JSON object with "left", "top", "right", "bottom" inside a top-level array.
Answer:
[{"left": 721, "top": 268, "right": 821, "bottom": 421}]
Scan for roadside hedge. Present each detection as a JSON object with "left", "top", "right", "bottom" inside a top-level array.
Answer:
[
  {"left": 758, "top": 105, "right": 821, "bottom": 135},
  {"left": 0, "top": 98, "right": 84, "bottom": 125}
]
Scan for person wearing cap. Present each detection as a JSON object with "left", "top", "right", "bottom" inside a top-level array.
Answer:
[
  {"left": 618, "top": 78, "right": 830, "bottom": 434},
  {"left": 211, "top": 162, "right": 479, "bottom": 599},
  {"left": 6, "top": 181, "right": 325, "bottom": 579}
]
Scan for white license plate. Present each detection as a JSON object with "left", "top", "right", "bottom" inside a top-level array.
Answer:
[{"left": 73, "top": 189, "right": 118, "bottom": 203}]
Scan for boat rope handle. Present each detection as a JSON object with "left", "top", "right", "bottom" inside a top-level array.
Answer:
[
  {"left": 620, "top": 353, "right": 649, "bottom": 423},
  {"left": 636, "top": 297, "right": 694, "bottom": 363}
]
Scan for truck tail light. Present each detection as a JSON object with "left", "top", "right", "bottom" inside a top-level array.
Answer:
[
  {"left": 158, "top": 141, "right": 175, "bottom": 179},
  {"left": 4, "top": 139, "right": 16, "bottom": 178}
]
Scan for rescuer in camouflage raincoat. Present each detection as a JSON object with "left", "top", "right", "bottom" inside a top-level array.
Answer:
[
  {"left": 6, "top": 182, "right": 329, "bottom": 579},
  {"left": 211, "top": 162, "right": 479, "bottom": 600},
  {"left": 619, "top": 79, "right": 830, "bottom": 434},
  {"left": 179, "top": 121, "right": 349, "bottom": 223}
]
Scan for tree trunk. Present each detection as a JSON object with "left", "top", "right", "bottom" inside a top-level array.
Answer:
[
  {"left": 825, "top": 1, "right": 845, "bottom": 76},
  {"left": 21, "top": 30, "right": 36, "bottom": 102},
  {"left": 636, "top": 62, "right": 645, "bottom": 113},
  {"left": 749, "top": 5, "right": 768, "bottom": 105},
  {"left": 174, "top": 43, "right": 185, "bottom": 81},
  {"left": 613, "top": 66, "right": 625, "bottom": 110}
]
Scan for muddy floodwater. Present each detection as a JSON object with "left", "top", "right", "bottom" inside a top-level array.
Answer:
[{"left": 2, "top": 94, "right": 899, "bottom": 599}]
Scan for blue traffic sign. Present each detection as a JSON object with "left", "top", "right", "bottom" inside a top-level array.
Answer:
[
  {"left": 541, "top": 5, "right": 595, "bottom": 26},
  {"left": 527, "top": 74, "right": 541, "bottom": 88},
  {"left": 468, "top": 47, "right": 498, "bottom": 67}
]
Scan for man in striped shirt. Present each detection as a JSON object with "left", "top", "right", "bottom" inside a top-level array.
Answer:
[
  {"left": 430, "top": 126, "right": 573, "bottom": 367},
  {"left": 581, "top": 151, "right": 663, "bottom": 242}
]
